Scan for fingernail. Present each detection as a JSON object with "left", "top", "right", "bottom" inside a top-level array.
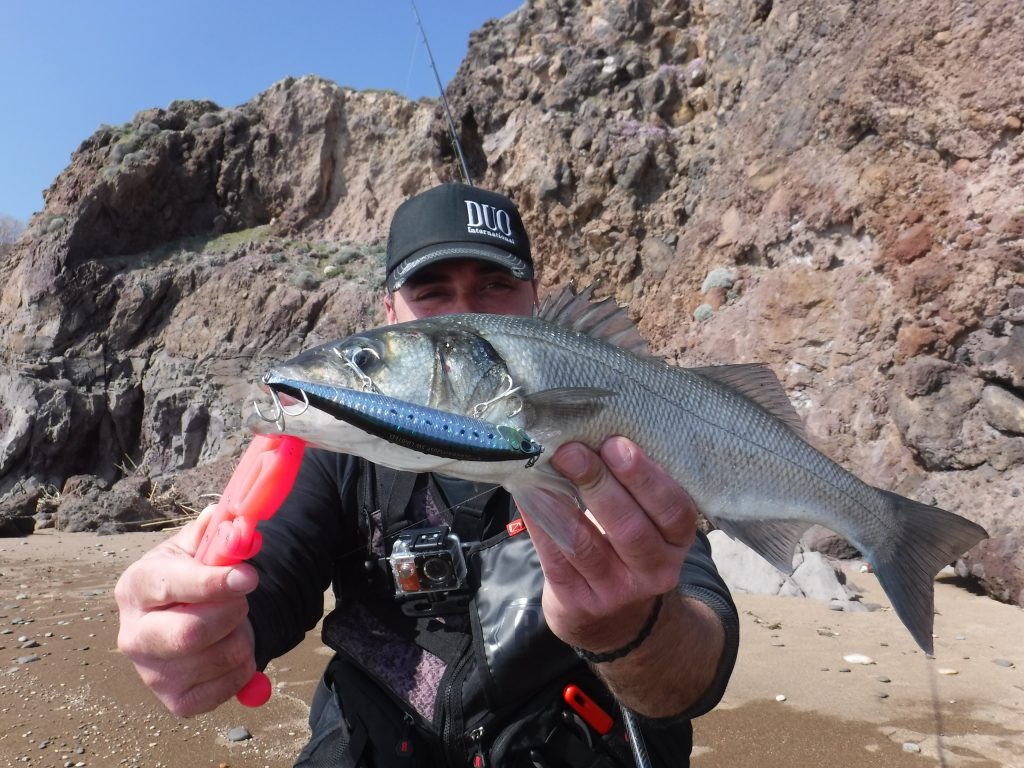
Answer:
[
  {"left": 553, "top": 444, "right": 587, "bottom": 479},
  {"left": 226, "top": 567, "right": 256, "bottom": 593}
]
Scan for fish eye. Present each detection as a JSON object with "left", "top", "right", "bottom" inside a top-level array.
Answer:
[{"left": 350, "top": 346, "right": 380, "bottom": 371}]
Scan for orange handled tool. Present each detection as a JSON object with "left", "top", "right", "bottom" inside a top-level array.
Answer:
[{"left": 194, "top": 433, "right": 306, "bottom": 707}]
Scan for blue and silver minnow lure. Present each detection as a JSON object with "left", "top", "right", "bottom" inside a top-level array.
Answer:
[{"left": 263, "top": 375, "right": 544, "bottom": 464}]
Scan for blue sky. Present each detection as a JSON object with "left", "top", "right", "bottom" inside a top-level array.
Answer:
[{"left": 0, "top": 1, "right": 523, "bottom": 223}]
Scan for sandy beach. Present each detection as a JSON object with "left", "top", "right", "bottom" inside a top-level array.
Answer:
[{"left": 2, "top": 530, "right": 1021, "bottom": 767}]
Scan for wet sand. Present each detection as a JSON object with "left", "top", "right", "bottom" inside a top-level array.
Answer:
[{"left": 1, "top": 531, "right": 1021, "bottom": 767}]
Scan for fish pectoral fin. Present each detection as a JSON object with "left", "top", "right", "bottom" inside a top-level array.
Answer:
[
  {"left": 713, "top": 518, "right": 809, "bottom": 575},
  {"left": 507, "top": 473, "right": 586, "bottom": 555},
  {"left": 691, "top": 364, "right": 807, "bottom": 440},
  {"left": 521, "top": 387, "right": 615, "bottom": 437}
]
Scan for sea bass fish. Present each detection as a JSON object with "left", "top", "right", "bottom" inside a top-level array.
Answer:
[{"left": 250, "top": 285, "right": 987, "bottom": 654}]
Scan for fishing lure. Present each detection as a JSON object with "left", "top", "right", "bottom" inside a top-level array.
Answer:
[{"left": 261, "top": 375, "right": 544, "bottom": 465}]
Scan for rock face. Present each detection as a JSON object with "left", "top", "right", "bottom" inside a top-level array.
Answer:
[{"left": 0, "top": 1, "right": 1021, "bottom": 607}]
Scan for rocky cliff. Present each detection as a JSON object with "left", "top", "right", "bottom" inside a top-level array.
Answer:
[{"left": 1, "top": 0, "right": 1021, "bottom": 606}]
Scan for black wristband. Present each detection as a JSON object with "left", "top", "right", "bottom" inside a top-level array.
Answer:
[{"left": 571, "top": 594, "right": 665, "bottom": 664}]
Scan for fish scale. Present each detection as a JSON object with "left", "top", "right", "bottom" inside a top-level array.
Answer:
[
  {"left": 252, "top": 286, "right": 987, "bottom": 654},
  {"left": 477, "top": 313, "right": 872, "bottom": 525}
]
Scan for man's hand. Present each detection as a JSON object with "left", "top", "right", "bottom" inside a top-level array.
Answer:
[
  {"left": 524, "top": 437, "right": 724, "bottom": 718},
  {"left": 531, "top": 437, "right": 696, "bottom": 652},
  {"left": 115, "top": 506, "right": 260, "bottom": 716}
]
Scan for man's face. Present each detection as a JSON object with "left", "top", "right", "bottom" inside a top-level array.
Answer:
[{"left": 385, "top": 258, "right": 537, "bottom": 323}]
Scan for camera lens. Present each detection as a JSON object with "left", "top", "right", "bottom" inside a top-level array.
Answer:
[{"left": 421, "top": 556, "right": 453, "bottom": 584}]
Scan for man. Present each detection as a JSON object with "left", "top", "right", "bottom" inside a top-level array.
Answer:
[{"left": 116, "top": 183, "right": 739, "bottom": 766}]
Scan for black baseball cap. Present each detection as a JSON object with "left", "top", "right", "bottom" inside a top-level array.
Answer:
[{"left": 385, "top": 183, "right": 533, "bottom": 291}]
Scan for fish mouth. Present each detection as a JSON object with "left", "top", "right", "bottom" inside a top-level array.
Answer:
[
  {"left": 251, "top": 372, "right": 322, "bottom": 432},
  {"left": 261, "top": 371, "right": 316, "bottom": 408},
  {"left": 269, "top": 388, "right": 302, "bottom": 409}
]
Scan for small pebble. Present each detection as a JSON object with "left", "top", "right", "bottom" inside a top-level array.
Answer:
[
  {"left": 993, "top": 659, "right": 1014, "bottom": 668},
  {"left": 877, "top": 676, "right": 891, "bottom": 683},
  {"left": 16, "top": 655, "right": 40, "bottom": 664},
  {"left": 227, "top": 726, "right": 252, "bottom": 742},
  {"left": 877, "top": 692, "right": 889, "bottom": 699},
  {"left": 903, "top": 742, "right": 921, "bottom": 753},
  {"left": 775, "top": 694, "right": 787, "bottom": 702},
  {"left": 843, "top": 653, "right": 875, "bottom": 665},
  {"left": 938, "top": 668, "right": 959, "bottom": 675},
  {"left": 955, "top": 634, "right": 966, "bottom": 640},
  {"left": 839, "top": 667, "right": 851, "bottom": 673}
]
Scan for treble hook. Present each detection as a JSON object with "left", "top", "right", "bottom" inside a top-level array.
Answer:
[
  {"left": 338, "top": 346, "right": 380, "bottom": 393},
  {"left": 253, "top": 388, "right": 310, "bottom": 432},
  {"left": 472, "top": 373, "right": 522, "bottom": 418}
]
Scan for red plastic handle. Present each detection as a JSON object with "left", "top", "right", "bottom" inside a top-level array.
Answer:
[
  {"left": 563, "top": 684, "right": 614, "bottom": 735},
  {"left": 195, "top": 434, "right": 306, "bottom": 706}
]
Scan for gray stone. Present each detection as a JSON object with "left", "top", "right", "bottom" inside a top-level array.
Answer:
[
  {"left": 701, "top": 267, "right": 737, "bottom": 294},
  {"left": 227, "top": 726, "right": 252, "bottom": 742},
  {"left": 707, "top": 531, "right": 857, "bottom": 602},
  {"left": 693, "top": 303, "right": 715, "bottom": 322},
  {"left": 791, "top": 551, "right": 854, "bottom": 602},
  {"left": 982, "top": 385, "right": 1024, "bottom": 434}
]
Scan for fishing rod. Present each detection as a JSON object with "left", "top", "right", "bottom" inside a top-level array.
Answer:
[{"left": 409, "top": 0, "right": 473, "bottom": 185}]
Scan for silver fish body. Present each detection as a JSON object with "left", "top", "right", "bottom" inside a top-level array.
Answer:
[{"left": 252, "top": 287, "right": 987, "bottom": 654}]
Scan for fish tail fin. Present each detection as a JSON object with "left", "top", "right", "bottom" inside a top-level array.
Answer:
[{"left": 870, "top": 490, "right": 988, "bottom": 655}]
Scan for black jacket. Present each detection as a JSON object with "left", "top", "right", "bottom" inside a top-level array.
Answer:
[{"left": 248, "top": 448, "right": 740, "bottom": 766}]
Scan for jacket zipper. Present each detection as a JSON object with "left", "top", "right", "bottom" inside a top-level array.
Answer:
[
  {"left": 437, "top": 642, "right": 473, "bottom": 765},
  {"left": 469, "top": 726, "right": 487, "bottom": 768}
]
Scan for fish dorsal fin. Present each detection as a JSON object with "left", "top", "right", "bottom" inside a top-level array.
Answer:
[
  {"left": 691, "top": 363, "right": 806, "bottom": 439},
  {"left": 537, "top": 284, "right": 650, "bottom": 356}
]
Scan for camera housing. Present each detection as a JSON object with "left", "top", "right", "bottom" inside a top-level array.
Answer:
[{"left": 389, "top": 525, "right": 468, "bottom": 597}]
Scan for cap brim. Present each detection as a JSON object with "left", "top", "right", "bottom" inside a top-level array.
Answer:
[{"left": 387, "top": 243, "right": 534, "bottom": 291}]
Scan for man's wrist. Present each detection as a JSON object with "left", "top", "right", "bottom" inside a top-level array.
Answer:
[{"left": 571, "top": 593, "right": 665, "bottom": 664}]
